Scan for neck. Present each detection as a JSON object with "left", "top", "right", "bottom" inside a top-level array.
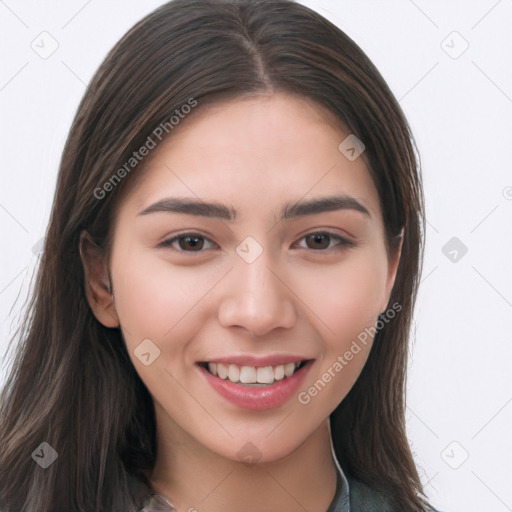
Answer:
[{"left": 149, "top": 414, "right": 338, "bottom": 512}]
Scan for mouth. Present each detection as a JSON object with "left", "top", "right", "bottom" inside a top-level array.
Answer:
[
  {"left": 196, "top": 355, "right": 314, "bottom": 410},
  {"left": 197, "top": 360, "right": 309, "bottom": 387}
]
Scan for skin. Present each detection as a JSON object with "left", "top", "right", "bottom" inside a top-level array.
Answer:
[{"left": 82, "top": 93, "right": 401, "bottom": 512}]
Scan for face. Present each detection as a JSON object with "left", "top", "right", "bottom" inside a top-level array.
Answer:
[{"left": 87, "top": 93, "right": 400, "bottom": 463}]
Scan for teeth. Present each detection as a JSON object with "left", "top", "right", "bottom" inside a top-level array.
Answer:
[
  {"left": 228, "top": 364, "right": 240, "bottom": 383},
  {"left": 256, "top": 366, "right": 274, "bottom": 384},
  {"left": 284, "top": 362, "right": 295, "bottom": 377},
  {"left": 274, "top": 364, "right": 285, "bottom": 381},
  {"left": 240, "top": 366, "right": 257, "bottom": 384},
  {"left": 206, "top": 361, "right": 303, "bottom": 385},
  {"left": 217, "top": 363, "right": 227, "bottom": 379}
]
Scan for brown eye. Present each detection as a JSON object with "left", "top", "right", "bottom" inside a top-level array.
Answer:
[
  {"left": 178, "top": 236, "right": 204, "bottom": 251},
  {"left": 293, "top": 231, "right": 355, "bottom": 251},
  {"left": 158, "top": 233, "right": 218, "bottom": 252},
  {"left": 305, "top": 233, "right": 331, "bottom": 250}
]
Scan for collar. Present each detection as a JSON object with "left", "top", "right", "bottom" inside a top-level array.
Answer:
[{"left": 326, "top": 431, "right": 351, "bottom": 512}]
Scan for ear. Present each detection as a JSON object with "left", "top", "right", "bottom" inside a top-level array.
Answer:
[
  {"left": 79, "top": 230, "right": 119, "bottom": 328},
  {"left": 380, "top": 229, "right": 404, "bottom": 313}
]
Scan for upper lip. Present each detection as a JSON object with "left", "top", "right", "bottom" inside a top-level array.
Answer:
[{"left": 198, "top": 354, "right": 312, "bottom": 367}]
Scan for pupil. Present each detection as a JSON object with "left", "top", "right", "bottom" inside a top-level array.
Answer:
[
  {"left": 180, "top": 236, "right": 203, "bottom": 250},
  {"left": 308, "top": 233, "right": 329, "bottom": 249}
]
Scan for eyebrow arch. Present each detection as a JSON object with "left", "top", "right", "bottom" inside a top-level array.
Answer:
[
  {"left": 282, "top": 195, "right": 371, "bottom": 220},
  {"left": 138, "top": 194, "right": 371, "bottom": 220}
]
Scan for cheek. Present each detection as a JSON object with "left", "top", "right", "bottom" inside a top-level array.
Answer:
[
  {"left": 108, "top": 247, "right": 215, "bottom": 404},
  {"left": 109, "top": 247, "right": 222, "bottom": 345},
  {"left": 292, "top": 250, "right": 387, "bottom": 410},
  {"left": 293, "top": 248, "right": 389, "bottom": 339}
]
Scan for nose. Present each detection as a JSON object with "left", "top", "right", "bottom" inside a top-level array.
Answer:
[{"left": 217, "top": 250, "right": 297, "bottom": 337}]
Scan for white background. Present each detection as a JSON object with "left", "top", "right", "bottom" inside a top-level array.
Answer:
[{"left": 1, "top": 1, "right": 511, "bottom": 511}]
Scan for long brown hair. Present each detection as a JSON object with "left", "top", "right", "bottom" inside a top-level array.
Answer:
[{"left": 0, "top": 1, "right": 428, "bottom": 510}]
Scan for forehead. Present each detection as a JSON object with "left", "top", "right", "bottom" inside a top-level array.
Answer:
[{"left": 116, "top": 93, "right": 382, "bottom": 223}]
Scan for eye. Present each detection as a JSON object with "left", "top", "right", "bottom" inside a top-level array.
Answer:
[
  {"left": 158, "top": 231, "right": 355, "bottom": 254},
  {"left": 158, "top": 233, "right": 218, "bottom": 252},
  {"left": 292, "top": 231, "right": 355, "bottom": 251}
]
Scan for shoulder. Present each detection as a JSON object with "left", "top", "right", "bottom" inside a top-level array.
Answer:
[
  {"left": 126, "top": 473, "right": 176, "bottom": 512},
  {"left": 347, "top": 476, "right": 393, "bottom": 512},
  {"left": 347, "top": 476, "right": 442, "bottom": 512}
]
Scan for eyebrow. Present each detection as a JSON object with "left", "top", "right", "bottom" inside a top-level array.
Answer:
[{"left": 138, "top": 194, "right": 372, "bottom": 220}]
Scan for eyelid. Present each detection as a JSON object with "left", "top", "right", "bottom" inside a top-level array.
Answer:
[
  {"left": 291, "top": 231, "right": 356, "bottom": 250},
  {"left": 157, "top": 231, "right": 218, "bottom": 252},
  {"left": 157, "top": 229, "right": 356, "bottom": 253}
]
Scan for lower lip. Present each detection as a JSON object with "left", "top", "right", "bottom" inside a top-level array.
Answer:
[{"left": 198, "top": 361, "right": 313, "bottom": 411}]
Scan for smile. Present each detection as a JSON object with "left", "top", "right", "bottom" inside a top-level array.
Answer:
[
  {"left": 197, "top": 357, "right": 314, "bottom": 410},
  {"left": 200, "top": 361, "right": 306, "bottom": 386}
]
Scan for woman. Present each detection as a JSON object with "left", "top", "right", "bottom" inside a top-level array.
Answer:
[{"left": 0, "top": 1, "right": 439, "bottom": 510}]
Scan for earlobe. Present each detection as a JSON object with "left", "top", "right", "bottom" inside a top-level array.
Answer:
[{"left": 79, "top": 230, "right": 119, "bottom": 328}]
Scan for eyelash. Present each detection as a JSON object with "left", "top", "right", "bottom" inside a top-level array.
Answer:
[{"left": 158, "top": 231, "right": 356, "bottom": 254}]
